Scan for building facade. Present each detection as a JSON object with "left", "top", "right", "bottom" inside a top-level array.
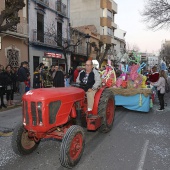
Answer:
[
  {"left": 114, "top": 28, "right": 126, "bottom": 62},
  {"left": 147, "top": 54, "right": 158, "bottom": 70},
  {"left": 70, "top": 0, "right": 117, "bottom": 63},
  {"left": 0, "top": 0, "right": 29, "bottom": 68},
  {"left": 28, "top": 0, "right": 70, "bottom": 85}
]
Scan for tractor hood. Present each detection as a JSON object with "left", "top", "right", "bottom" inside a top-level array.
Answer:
[{"left": 22, "top": 87, "right": 85, "bottom": 102}]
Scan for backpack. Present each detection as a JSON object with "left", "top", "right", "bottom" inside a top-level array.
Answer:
[{"left": 165, "top": 80, "right": 170, "bottom": 93}]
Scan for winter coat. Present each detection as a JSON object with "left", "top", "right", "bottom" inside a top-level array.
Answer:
[
  {"left": 153, "top": 77, "right": 166, "bottom": 94},
  {"left": 33, "top": 72, "right": 41, "bottom": 89},
  {"left": 17, "top": 67, "right": 29, "bottom": 82},
  {"left": 53, "top": 71, "right": 64, "bottom": 87},
  {"left": 76, "top": 68, "right": 101, "bottom": 92}
]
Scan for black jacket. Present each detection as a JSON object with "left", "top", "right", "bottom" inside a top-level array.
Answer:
[
  {"left": 79, "top": 71, "right": 95, "bottom": 92},
  {"left": 53, "top": 71, "right": 64, "bottom": 87},
  {"left": 17, "top": 67, "right": 28, "bottom": 82},
  {"left": 33, "top": 72, "right": 41, "bottom": 89}
]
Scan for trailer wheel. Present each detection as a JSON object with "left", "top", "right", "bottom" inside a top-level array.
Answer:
[
  {"left": 98, "top": 88, "right": 115, "bottom": 133},
  {"left": 60, "top": 125, "right": 85, "bottom": 168},
  {"left": 12, "top": 122, "right": 40, "bottom": 155}
]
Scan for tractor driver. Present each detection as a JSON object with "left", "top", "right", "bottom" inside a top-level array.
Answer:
[{"left": 76, "top": 60, "right": 101, "bottom": 112}]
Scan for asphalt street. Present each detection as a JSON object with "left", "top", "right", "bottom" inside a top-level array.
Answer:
[{"left": 0, "top": 95, "right": 170, "bottom": 170}]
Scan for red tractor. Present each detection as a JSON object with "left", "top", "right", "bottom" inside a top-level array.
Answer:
[{"left": 12, "top": 86, "right": 115, "bottom": 168}]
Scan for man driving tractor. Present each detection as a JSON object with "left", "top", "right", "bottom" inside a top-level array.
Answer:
[{"left": 76, "top": 60, "right": 101, "bottom": 112}]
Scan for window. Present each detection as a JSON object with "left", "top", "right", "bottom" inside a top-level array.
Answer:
[
  {"left": 107, "top": 10, "right": 112, "bottom": 19},
  {"left": 7, "top": 47, "right": 19, "bottom": 67},
  {"left": 37, "top": 13, "right": 44, "bottom": 42},
  {"left": 57, "top": 22, "right": 62, "bottom": 46},
  {"left": 107, "top": 27, "right": 113, "bottom": 36}
]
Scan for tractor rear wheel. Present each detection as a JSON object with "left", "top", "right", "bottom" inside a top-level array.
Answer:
[
  {"left": 60, "top": 125, "right": 85, "bottom": 168},
  {"left": 98, "top": 88, "right": 115, "bottom": 133},
  {"left": 12, "top": 122, "right": 40, "bottom": 155}
]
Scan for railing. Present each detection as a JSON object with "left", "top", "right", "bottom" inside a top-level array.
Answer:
[
  {"left": 56, "top": 1, "right": 67, "bottom": 16},
  {"left": 17, "top": 22, "right": 28, "bottom": 35},
  {"left": 32, "top": 29, "right": 57, "bottom": 46},
  {"left": 69, "top": 45, "right": 86, "bottom": 55},
  {"left": 5, "top": 21, "right": 28, "bottom": 37},
  {"left": 37, "top": 0, "right": 49, "bottom": 6}
]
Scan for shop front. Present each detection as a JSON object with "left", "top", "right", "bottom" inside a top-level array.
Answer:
[
  {"left": 29, "top": 46, "right": 71, "bottom": 87},
  {"left": 43, "top": 52, "right": 65, "bottom": 71}
]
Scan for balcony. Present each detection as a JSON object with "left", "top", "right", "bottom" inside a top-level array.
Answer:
[
  {"left": 111, "top": 22, "right": 117, "bottom": 29},
  {"left": 100, "top": 35, "right": 112, "bottom": 44},
  {"left": 56, "top": 1, "right": 67, "bottom": 16},
  {"left": 112, "top": 1, "right": 117, "bottom": 14},
  {"left": 37, "top": 0, "right": 49, "bottom": 7},
  {"left": 4, "top": 22, "right": 28, "bottom": 38},
  {"left": 100, "top": 17, "right": 112, "bottom": 27},
  {"left": 70, "top": 45, "right": 86, "bottom": 56},
  {"left": 32, "top": 29, "right": 57, "bottom": 47},
  {"left": 100, "top": 0, "right": 112, "bottom": 11},
  {"left": 111, "top": 38, "right": 117, "bottom": 45}
]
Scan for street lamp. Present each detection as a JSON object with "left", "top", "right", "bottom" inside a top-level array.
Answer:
[{"left": 85, "top": 34, "right": 91, "bottom": 60}]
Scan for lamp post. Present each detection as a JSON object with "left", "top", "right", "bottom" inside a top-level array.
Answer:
[{"left": 85, "top": 34, "right": 91, "bottom": 60}]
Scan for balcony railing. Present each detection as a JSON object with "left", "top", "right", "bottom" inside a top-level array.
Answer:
[
  {"left": 70, "top": 45, "right": 86, "bottom": 55},
  {"left": 37, "top": 0, "right": 49, "bottom": 6},
  {"left": 4, "top": 22, "right": 28, "bottom": 37},
  {"left": 56, "top": 1, "right": 67, "bottom": 16},
  {"left": 32, "top": 29, "right": 57, "bottom": 46}
]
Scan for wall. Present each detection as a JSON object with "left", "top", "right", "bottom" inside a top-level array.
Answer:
[{"left": 70, "top": 0, "right": 101, "bottom": 32}]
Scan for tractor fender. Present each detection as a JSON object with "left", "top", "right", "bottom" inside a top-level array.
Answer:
[
  {"left": 92, "top": 86, "right": 107, "bottom": 115},
  {"left": 70, "top": 105, "right": 77, "bottom": 118}
]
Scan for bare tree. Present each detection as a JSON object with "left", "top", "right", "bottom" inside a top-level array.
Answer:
[
  {"left": 0, "top": 0, "right": 25, "bottom": 33},
  {"left": 53, "top": 27, "right": 82, "bottom": 75},
  {"left": 141, "top": 0, "right": 170, "bottom": 30},
  {"left": 126, "top": 42, "right": 140, "bottom": 52},
  {"left": 91, "top": 41, "right": 111, "bottom": 68}
]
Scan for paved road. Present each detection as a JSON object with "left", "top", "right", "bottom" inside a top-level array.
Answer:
[{"left": 0, "top": 96, "right": 170, "bottom": 170}]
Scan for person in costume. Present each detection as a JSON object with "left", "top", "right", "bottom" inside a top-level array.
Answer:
[{"left": 149, "top": 66, "right": 159, "bottom": 83}]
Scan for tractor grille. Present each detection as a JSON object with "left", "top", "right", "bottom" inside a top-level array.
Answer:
[
  {"left": 23, "top": 101, "right": 43, "bottom": 126},
  {"left": 31, "top": 102, "right": 37, "bottom": 126},
  {"left": 23, "top": 101, "right": 29, "bottom": 124},
  {"left": 49, "top": 101, "right": 61, "bottom": 124}
]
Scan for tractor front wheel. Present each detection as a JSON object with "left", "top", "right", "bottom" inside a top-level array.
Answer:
[
  {"left": 60, "top": 125, "right": 85, "bottom": 168},
  {"left": 98, "top": 88, "right": 115, "bottom": 133},
  {"left": 11, "top": 122, "right": 40, "bottom": 155}
]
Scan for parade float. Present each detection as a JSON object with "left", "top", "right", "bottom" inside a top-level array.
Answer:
[{"left": 101, "top": 52, "right": 153, "bottom": 113}]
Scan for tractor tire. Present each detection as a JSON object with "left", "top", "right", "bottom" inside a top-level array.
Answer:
[
  {"left": 11, "top": 122, "right": 40, "bottom": 155},
  {"left": 98, "top": 88, "right": 115, "bottom": 133},
  {"left": 59, "top": 125, "right": 85, "bottom": 168}
]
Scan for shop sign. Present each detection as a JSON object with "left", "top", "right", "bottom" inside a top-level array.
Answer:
[{"left": 44, "top": 52, "right": 62, "bottom": 58}]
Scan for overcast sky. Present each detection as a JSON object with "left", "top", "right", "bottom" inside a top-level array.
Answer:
[{"left": 114, "top": 0, "right": 170, "bottom": 54}]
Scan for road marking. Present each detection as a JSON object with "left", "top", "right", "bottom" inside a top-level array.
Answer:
[{"left": 137, "top": 139, "right": 149, "bottom": 170}]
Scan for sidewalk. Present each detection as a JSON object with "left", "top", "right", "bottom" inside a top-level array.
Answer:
[{"left": 0, "top": 93, "right": 22, "bottom": 112}]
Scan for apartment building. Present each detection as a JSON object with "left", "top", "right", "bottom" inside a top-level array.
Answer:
[
  {"left": 28, "top": 0, "right": 70, "bottom": 83},
  {"left": 0, "top": 0, "right": 28, "bottom": 67},
  {"left": 70, "top": 25, "right": 100, "bottom": 68},
  {"left": 147, "top": 54, "right": 158, "bottom": 70},
  {"left": 70, "top": 0, "right": 117, "bottom": 60},
  {"left": 114, "top": 28, "right": 126, "bottom": 61}
]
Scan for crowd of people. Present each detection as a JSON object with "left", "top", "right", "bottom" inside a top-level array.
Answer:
[
  {"left": 0, "top": 61, "right": 30, "bottom": 109},
  {"left": 0, "top": 60, "right": 169, "bottom": 112}
]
